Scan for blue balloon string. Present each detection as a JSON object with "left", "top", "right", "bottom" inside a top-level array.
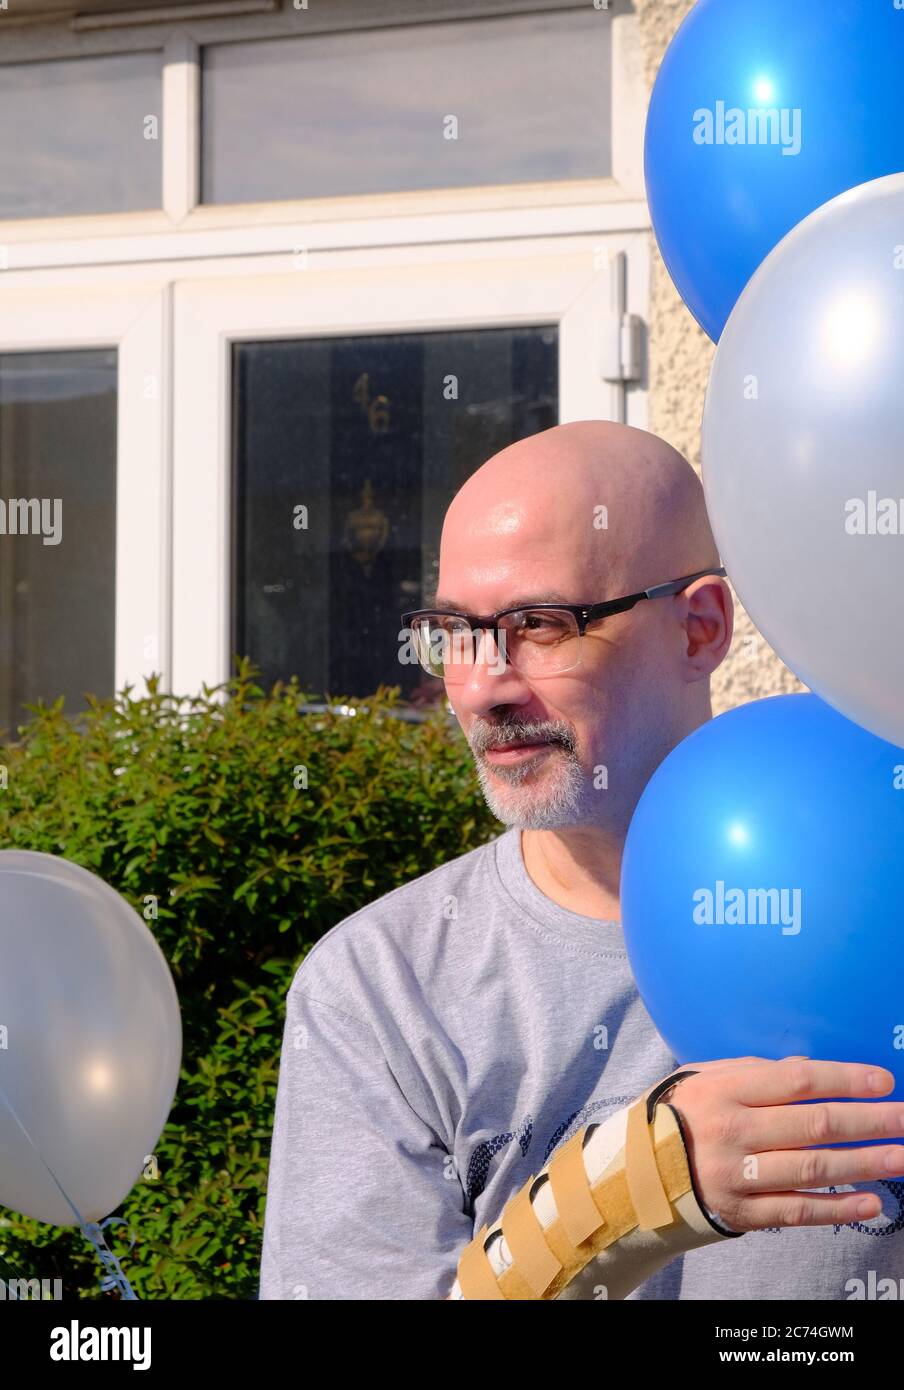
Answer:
[{"left": 0, "top": 1080, "right": 139, "bottom": 1299}]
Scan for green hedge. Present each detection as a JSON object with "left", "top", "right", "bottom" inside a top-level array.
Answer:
[{"left": 0, "top": 662, "right": 498, "bottom": 1299}]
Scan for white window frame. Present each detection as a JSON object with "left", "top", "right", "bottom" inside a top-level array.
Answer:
[
  {"left": 0, "top": 0, "right": 647, "bottom": 251},
  {"left": 0, "top": 283, "right": 170, "bottom": 697}
]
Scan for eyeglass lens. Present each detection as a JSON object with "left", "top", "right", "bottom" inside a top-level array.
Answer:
[{"left": 412, "top": 609, "right": 582, "bottom": 680}]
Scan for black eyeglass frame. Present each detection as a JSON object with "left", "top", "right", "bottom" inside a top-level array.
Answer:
[{"left": 400, "top": 566, "right": 727, "bottom": 638}]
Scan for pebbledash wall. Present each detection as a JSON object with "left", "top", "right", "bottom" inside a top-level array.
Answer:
[{"left": 635, "top": 0, "right": 806, "bottom": 716}]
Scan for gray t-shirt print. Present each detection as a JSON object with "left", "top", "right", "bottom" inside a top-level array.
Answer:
[{"left": 259, "top": 826, "right": 904, "bottom": 1300}]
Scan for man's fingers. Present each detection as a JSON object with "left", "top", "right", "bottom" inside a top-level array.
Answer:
[
  {"left": 747, "top": 1099, "right": 904, "bottom": 1150},
  {"left": 738, "top": 1189, "right": 884, "bottom": 1230},
  {"left": 731, "top": 1142, "right": 904, "bottom": 1193},
  {"left": 730, "top": 1058, "right": 896, "bottom": 1106}
]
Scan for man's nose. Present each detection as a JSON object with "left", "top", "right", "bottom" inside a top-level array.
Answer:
[{"left": 451, "top": 630, "right": 533, "bottom": 713}]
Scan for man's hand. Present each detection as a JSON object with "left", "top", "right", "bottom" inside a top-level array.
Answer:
[{"left": 664, "top": 1056, "right": 904, "bottom": 1230}]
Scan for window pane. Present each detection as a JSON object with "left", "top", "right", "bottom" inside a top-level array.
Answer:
[
  {"left": 232, "top": 327, "right": 558, "bottom": 705},
  {"left": 0, "top": 53, "right": 162, "bottom": 219},
  {"left": 203, "top": 11, "right": 610, "bottom": 203},
  {"left": 0, "top": 351, "right": 117, "bottom": 733}
]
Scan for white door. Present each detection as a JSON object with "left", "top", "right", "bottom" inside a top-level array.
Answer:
[{"left": 172, "top": 236, "right": 649, "bottom": 700}]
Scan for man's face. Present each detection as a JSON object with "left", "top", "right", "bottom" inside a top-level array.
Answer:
[
  {"left": 435, "top": 549, "right": 674, "bottom": 833},
  {"left": 425, "top": 423, "right": 728, "bottom": 833}
]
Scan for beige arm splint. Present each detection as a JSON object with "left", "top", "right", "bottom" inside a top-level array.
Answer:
[{"left": 449, "top": 1069, "right": 743, "bottom": 1301}]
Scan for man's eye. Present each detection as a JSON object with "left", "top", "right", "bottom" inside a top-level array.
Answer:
[{"left": 512, "top": 612, "right": 569, "bottom": 638}]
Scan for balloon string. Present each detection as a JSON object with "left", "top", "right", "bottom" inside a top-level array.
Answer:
[{"left": 0, "top": 1081, "right": 138, "bottom": 1300}]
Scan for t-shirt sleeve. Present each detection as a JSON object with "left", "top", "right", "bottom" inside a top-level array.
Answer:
[{"left": 259, "top": 983, "right": 473, "bottom": 1300}]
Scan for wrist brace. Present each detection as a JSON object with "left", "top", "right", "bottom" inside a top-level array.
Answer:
[{"left": 450, "top": 1069, "right": 742, "bottom": 1301}]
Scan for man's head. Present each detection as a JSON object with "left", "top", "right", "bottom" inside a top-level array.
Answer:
[{"left": 431, "top": 420, "right": 733, "bottom": 835}]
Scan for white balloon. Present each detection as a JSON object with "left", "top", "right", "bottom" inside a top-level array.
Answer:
[
  {"left": 702, "top": 172, "right": 904, "bottom": 749},
  {"left": 0, "top": 852, "right": 181, "bottom": 1225}
]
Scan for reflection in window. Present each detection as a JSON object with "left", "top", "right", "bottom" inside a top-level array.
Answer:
[
  {"left": 203, "top": 10, "right": 611, "bottom": 203},
  {"left": 0, "top": 52, "right": 162, "bottom": 219},
  {"left": 0, "top": 351, "right": 117, "bottom": 734},
  {"left": 232, "top": 327, "right": 558, "bottom": 705}
]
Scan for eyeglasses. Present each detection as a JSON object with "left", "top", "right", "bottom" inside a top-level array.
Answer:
[{"left": 400, "top": 566, "right": 726, "bottom": 683}]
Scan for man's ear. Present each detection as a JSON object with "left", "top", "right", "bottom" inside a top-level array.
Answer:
[{"left": 682, "top": 576, "right": 733, "bottom": 679}]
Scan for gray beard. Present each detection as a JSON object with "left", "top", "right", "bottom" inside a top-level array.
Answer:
[{"left": 473, "top": 744, "right": 592, "bottom": 830}]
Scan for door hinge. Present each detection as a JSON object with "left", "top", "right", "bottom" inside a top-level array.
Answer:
[{"left": 600, "top": 250, "right": 644, "bottom": 383}]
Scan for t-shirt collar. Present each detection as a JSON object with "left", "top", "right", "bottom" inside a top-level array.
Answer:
[{"left": 493, "top": 825, "right": 627, "bottom": 954}]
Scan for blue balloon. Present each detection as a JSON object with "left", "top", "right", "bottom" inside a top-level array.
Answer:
[
  {"left": 645, "top": 0, "right": 904, "bottom": 341},
  {"left": 621, "top": 694, "right": 904, "bottom": 1142}
]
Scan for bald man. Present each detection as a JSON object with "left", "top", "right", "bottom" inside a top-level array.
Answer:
[{"left": 260, "top": 421, "right": 904, "bottom": 1301}]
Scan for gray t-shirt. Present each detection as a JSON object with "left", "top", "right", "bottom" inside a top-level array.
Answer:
[{"left": 259, "top": 827, "right": 904, "bottom": 1300}]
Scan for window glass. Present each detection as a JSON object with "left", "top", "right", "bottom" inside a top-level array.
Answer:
[
  {"left": 0, "top": 52, "right": 162, "bottom": 219},
  {"left": 203, "top": 10, "right": 611, "bottom": 203},
  {"left": 231, "top": 326, "right": 558, "bottom": 705},
  {"left": 0, "top": 350, "right": 117, "bottom": 734}
]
